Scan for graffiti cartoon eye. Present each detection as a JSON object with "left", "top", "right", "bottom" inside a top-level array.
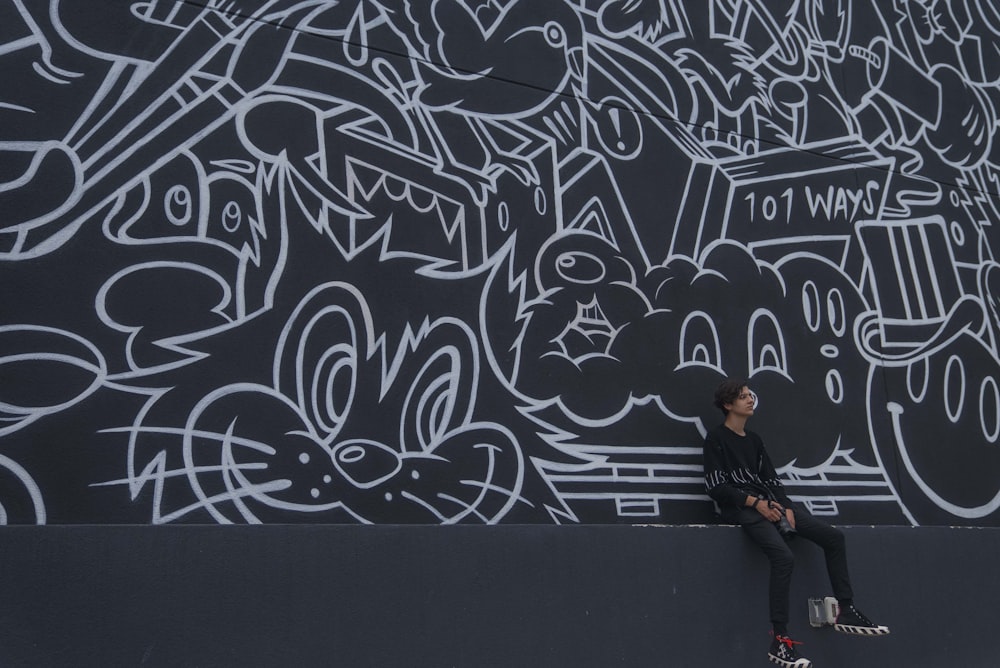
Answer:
[
  {"left": 944, "top": 354, "right": 966, "bottom": 423},
  {"left": 165, "top": 185, "right": 193, "bottom": 225},
  {"left": 825, "top": 369, "right": 844, "bottom": 404},
  {"left": 221, "top": 200, "right": 242, "bottom": 233},
  {"left": 678, "top": 312, "right": 722, "bottom": 371},
  {"left": 403, "top": 345, "right": 465, "bottom": 452},
  {"left": 748, "top": 309, "right": 789, "bottom": 378},
  {"left": 980, "top": 376, "right": 1000, "bottom": 443},
  {"left": 802, "top": 281, "right": 822, "bottom": 332},
  {"left": 398, "top": 321, "right": 476, "bottom": 454},
  {"left": 544, "top": 21, "right": 566, "bottom": 47},
  {"left": 556, "top": 251, "right": 605, "bottom": 285},
  {"left": 827, "top": 288, "right": 846, "bottom": 336},
  {"left": 315, "top": 345, "right": 357, "bottom": 432},
  {"left": 906, "top": 357, "right": 930, "bottom": 402}
]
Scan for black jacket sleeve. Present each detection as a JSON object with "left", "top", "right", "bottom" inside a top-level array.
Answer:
[
  {"left": 757, "top": 443, "right": 792, "bottom": 507},
  {"left": 703, "top": 431, "right": 748, "bottom": 510}
]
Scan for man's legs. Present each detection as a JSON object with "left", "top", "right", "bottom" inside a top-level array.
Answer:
[
  {"left": 737, "top": 509, "right": 795, "bottom": 630},
  {"left": 736, "top": 509, "right": 816, "bottom": 666},
  {"left": 793, "top": 507, "right": 889, "bottom": 635},
  {"left": 791, "top": 506, "right": 853, "bottom": 603}
]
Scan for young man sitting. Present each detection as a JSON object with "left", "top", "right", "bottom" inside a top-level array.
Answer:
[{"left": 703, "top": 379, "right": 889, "bottom": 667}]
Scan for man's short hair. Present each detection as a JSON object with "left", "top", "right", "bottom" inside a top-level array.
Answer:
[{"left": 714, "top": 378, "right": 748, "bottom": 415}]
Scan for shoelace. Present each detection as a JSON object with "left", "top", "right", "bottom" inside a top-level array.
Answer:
[{"left": 775, "top": 634, "right": 803, "bottom": 650}]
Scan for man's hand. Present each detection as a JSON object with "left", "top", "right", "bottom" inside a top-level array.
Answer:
[
  {"left": 748, "top": 495, "right": 784, "bottom": 522},
  {"left": 759, "top": 501, "right": 783, "bottom": 522}
]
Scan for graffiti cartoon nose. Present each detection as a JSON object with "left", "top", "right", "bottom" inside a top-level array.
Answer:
[{"left": 332, "top": 440, "right": 401, "bottom": 489}]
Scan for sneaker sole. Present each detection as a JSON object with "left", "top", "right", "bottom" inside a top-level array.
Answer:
[
  {"left": 768, "top": 652, "right": 812, "bottom": 668},
  {"left": 834, "top": 623, "right": 890, "bottom": 636}
]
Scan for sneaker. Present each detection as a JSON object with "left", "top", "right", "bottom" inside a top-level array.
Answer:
[
  {"left": 768, "top": 634, "right": 812, "bottom": 667},
  {"left": 834, "top": 603, "right": 890, "bottom": 636}
]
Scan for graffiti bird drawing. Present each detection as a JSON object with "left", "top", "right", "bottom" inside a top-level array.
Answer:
[{"left": 402, "top": 0, "right": 585, "bottom": 118}]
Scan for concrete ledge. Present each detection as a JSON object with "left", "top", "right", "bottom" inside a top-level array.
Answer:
[{"left": 0, "top": 525, "right": 991, "bottom": 667}]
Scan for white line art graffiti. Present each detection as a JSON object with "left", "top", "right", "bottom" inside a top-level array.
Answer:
[{"left": 4, "top": 0, "right": 1000, "bottom": 526}]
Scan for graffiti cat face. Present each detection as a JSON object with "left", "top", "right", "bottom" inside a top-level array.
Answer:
[{"left": 134, "top": 282, "right": 526, "bottom": 524}]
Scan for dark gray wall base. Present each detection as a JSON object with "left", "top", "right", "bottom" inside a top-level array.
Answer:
[{"left": 0, "top": 525, "right": 990, "bottom": 667}]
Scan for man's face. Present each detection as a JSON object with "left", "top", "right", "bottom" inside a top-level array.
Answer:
[{"left": 725, "top": 387, "right": 757, "bottom": 418}]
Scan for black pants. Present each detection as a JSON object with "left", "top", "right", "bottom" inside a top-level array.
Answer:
[{"left": 728, "top": 504, "right": 854, "bottom": 626}]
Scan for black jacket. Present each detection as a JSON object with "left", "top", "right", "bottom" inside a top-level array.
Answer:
[{"left": 703, "top": 424, "right": 791, "bottom": 513}]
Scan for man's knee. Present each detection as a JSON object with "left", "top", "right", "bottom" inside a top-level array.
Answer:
[
  {"left": 818, "top": 525, "right": 846, "bottom": 552},
  {"left": 797, "top": 512, "right": 846, "bottom": 549}
]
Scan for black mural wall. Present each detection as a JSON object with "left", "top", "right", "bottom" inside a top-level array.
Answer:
[{"left": 4, "top": 0, "right": 1000, "bottom": 527}]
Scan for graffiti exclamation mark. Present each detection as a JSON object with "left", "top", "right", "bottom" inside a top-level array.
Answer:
[{"left": 609, "top": 107, "right": 626, "bottom": 152}]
